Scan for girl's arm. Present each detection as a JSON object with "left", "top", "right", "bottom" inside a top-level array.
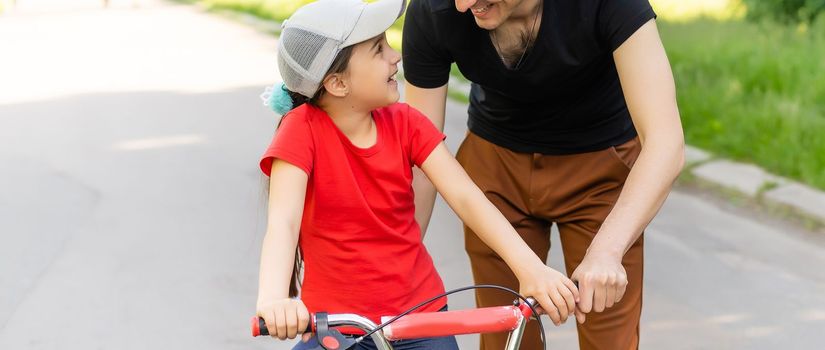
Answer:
[
  {"left": 420, "top": 144, "right": 580, "bottom": 326},
  {"left": 257, "top": 159, "right": 311, "bottom": 340}
]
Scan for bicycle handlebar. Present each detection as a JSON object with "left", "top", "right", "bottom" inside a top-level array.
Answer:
[{"left": 251, "top": 298, "right": 536, "bottom": 339}]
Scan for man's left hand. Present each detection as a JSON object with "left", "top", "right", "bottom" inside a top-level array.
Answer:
[{"left": 570, "top": 251, "right": 628, "bottom": 323}]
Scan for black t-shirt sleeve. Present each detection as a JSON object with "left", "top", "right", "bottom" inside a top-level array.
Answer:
[
  {"left": 597, "top": 0, "right": 657, "bottom": 52},
  {"left": 402, "top": 0, "right": 453, "bottom": 89}
]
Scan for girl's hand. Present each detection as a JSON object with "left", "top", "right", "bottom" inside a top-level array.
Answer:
[
  {"left": 516, "top": 264, "right": 580, "bottom": 326},
  {"left": 256, "top": 298, "right": 310, "bottom": 340}
]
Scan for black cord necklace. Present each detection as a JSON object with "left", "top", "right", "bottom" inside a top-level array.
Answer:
[{"left": 490, "top": 0, "right": 543, "bottom": 69}]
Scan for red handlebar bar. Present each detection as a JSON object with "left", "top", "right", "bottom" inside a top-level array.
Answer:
[{"left": 252, "top": 301, "right": 534, "bottom": 339}]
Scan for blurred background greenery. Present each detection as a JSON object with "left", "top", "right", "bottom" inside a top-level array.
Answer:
[{"left": 178, "top": 0, "right": 825, "bottom": 190}]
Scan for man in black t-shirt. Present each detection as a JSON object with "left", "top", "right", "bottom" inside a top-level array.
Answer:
[{"left": 403, "top": 0, "right": 685, "bottom": 349}]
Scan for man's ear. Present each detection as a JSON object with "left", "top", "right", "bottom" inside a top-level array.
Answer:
[{"left": 321, "top": 73, "right": 349, "bottom": 98}]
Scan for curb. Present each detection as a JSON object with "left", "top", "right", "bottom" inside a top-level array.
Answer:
[{"left": 686, "top": 152, "right": 825, "bottom": 227}]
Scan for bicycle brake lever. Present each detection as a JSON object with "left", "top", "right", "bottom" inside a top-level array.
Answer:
[{"left": 312, "top": 312, "right": 357, "bottom": 350}]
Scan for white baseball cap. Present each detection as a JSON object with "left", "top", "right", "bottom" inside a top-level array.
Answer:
[{"left": 277, "top": 0, "right": 407, "bottom": 97}]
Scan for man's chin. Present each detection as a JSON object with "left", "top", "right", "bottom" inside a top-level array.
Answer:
[{"left": 473, "top": 17, "right": 502, "bottom": 30}]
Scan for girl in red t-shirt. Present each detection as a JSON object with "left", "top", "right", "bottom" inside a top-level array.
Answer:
[{"left": 255, "top": 0, "right": 580, "bottom": 348}]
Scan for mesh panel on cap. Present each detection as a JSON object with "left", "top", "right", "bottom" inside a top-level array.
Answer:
[{"left": 278, "top": 26, "right": 342, "bottom": 98}]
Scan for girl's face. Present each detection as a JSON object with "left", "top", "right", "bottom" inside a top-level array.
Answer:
[{"left": 343, "top": 33, "right": 401, "bottom": 110}]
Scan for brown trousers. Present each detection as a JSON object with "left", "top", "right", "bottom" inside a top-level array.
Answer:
[{"left": 455, "top": 132, "right": 644, "bottom": 350}]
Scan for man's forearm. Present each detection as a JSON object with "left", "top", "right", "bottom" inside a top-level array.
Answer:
[
  {"left": 598, "top": 19, "right": 686, "bottom": 259},
  {"left": 588, "top": 137, "right": 684, "bottom": 258}
]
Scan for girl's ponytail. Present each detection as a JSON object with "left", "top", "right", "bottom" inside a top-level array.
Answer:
[{"left": 261, "top": 82, "right": 306, "bottom": 115}]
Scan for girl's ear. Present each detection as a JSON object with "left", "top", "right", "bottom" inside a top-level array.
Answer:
[{"left": 321, "top": 73, "right": 349, "bottom": 98}]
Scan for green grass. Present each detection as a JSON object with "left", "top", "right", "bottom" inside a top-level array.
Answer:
[
  {"left": 659, "top": 18, "right": 825, "bottom": 189},
  {"left": 449, "top": 63, "right": 469, "bottom": 83},
  {"left": 650, "top": 0, "right": 745, "bottom": 22},
  {"left": 448, "top": 89, "right": 469, "bottom": 104}
]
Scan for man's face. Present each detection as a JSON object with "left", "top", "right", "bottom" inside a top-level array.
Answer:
[{"left": 455, "top": 0, "right": 524, "bottom": 30}]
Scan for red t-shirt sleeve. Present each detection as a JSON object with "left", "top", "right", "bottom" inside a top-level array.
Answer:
[
  {"left": 405, "top": 104, "right": 446, "bottom": 167},
  {"left": 259, "top": 112, "right": 315, "bottom": 176}
]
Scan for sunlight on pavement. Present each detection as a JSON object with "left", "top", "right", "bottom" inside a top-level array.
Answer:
[
  {"left": 646, "top": 319, "right": 691, "bottom": 331},
  {"left": 0, "top": 1, "right": 278, "bottom": 106},
  {"left": 7, "top": 0, "right": 144, "bottom": 13},
  {"left": 113, "top": 134, "right": 206, "bottom": 150},
  {"left": 707, "top": 313, "right": 749, "bottom": 324},
  {"left": 800, "top": 309, "right": 825, "bottom": 321},
  {"left": 742, "top": 325, "right": 781, "bottom": 338}
]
